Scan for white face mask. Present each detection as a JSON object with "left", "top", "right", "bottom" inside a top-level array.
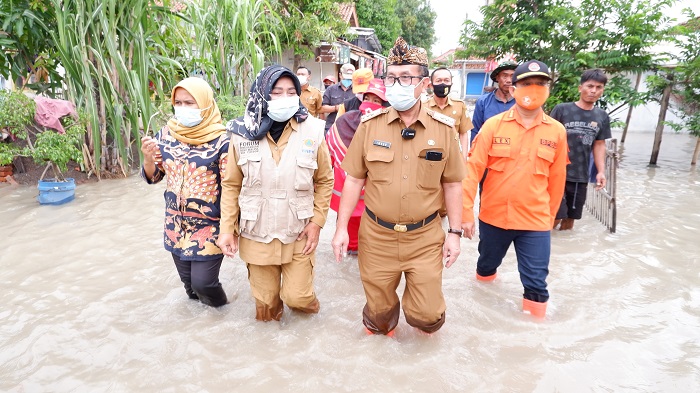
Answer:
[
  {"left": 267, "top": 96, "right": 300, "bottom": 122},
  {"left": 386, "top": 82, "right": 420, "bottom": 112},
  {"left": 297, "top": 75, "right": 308, "bottom": 85},
  {"left": 174, "top": 106, "right": 206, "bottom": 127}
]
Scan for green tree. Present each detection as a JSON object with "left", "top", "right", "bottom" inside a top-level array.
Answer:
[
  {"left": 647, "top": 10, "right": 700, "bottom": 163},
  {"left": 355, "top": 0, "right": 402, "bottom": 55},
  {"left": 394, "top": 0, "right": 436, "bottom": 57},
  {"left": 274, "top": 0, "right": 348, "bottom": 69},
  {"left": 0, "top": 0, "right": 60, "bottom": 95},
  {"left": 457, "top": 0, "right": 676, "bottom": 112}
]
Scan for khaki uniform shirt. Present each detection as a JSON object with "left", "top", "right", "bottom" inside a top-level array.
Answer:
[
  {"left": 300, "top": 85, "right": 323, "bottom": 118},
  {"left": 341, "top": 106, "right": 465, "bottom": 224},
  {"left": 426, "top": 97, "right": 474, "bottom": 135}
]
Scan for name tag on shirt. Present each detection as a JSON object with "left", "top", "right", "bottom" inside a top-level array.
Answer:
[{"left": 373, "top": 140, "right": 391, "bottom": 149}]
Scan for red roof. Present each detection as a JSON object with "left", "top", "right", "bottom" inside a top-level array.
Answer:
[{"left": 338, "top": 3, "right": 359, "bottom": 27}]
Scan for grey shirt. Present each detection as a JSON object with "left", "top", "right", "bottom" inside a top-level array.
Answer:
[
  {"left": 550, "top": 102, "right": 611, "bottom": 183},
  {"left": 322, "top": 82, "right": 355, "bottom": 131}
]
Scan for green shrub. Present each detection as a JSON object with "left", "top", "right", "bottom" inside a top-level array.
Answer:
[
  {"left": 0, "top": 90, "right": 36, "bottom": 140},
  {"left": 31, "top": 117, "right": 87, "bottom": 174},
  {"left": 216, "top": 95, "right": 247, "bottom": 123},
  {"left": 0, "top": 142, "right": 21, "bottom": 166}
]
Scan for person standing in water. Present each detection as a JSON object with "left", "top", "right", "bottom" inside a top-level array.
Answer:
[
  {"left": 217, "top": 65, "right": 333, "bottom": 322},
  {"left": 141, "top": 77, "right": 229, "bottom": 307}
]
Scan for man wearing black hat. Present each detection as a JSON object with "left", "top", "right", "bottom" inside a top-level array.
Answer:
[
  {"left": 470, "top": 61, "right": 518, "bottom": 145},
  {"left": 331, "top": 37, "right": 465, "bottom": 336},
  {"left": 461, "top": 60, "right": 568, "bottom": 318}
]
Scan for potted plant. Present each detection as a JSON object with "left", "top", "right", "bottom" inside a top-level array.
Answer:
[
  {"left": 0, "top": 90, "right": 36, "bottom": 181},
  {"left": 31, "top": 119, "right": 86, "bottom": 204}
]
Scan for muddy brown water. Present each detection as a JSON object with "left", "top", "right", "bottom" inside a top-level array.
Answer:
[{"left": 1, "top": 131, "right": 698, "bottom": 392}]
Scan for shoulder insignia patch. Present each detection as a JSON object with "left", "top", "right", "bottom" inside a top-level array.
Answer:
[
  {"left": 428, "top": 110, "right": 456, "bottom": 127},
  {"left": 361, "top": 108, "right": 390, "bottom": 123}
]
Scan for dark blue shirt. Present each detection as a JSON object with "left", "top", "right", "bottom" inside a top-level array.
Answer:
[{"left": 470, "top": 92, "right": 515, "bottom": 142}]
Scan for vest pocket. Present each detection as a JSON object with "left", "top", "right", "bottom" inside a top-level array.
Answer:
[
  {"left": 295, "top": 157, "right": 318, "bottom": 191},
  {"left": 238, "top": 155, "right": 262, "bottom": 188},
  {"left": 288, "top": 195, "right": 315, "bottom": 234},
  {"left": 534, "top": 147, "right": 555, "bottom": 177},
  {"left": 487, "top": 146, "right": 511, "bottom": 172},
  {"left": 239, "top": 194, "right": 264, "bottom": 236}
]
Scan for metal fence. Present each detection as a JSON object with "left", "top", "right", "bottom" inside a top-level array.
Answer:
[{"left": 584, "top": 138, "right": 618, "bottom": 233}]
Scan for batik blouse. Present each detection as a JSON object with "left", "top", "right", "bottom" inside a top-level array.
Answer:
[{"left": 142, "top": 126, "right": 229, "bottom": 261}]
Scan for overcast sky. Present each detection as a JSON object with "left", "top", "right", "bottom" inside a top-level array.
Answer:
[{"left": 430, "top": 0, "right": 700, "bottom": 57}]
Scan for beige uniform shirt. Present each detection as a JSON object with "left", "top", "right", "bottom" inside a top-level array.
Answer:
[
  {"left": 426, "top": 97, "right": 474, "bottom": 134},
  {"left": 300, "top": 85, "right": 323, "bottom": 118},
  {"left": 341, "top": 106, "right": 465, "bottom": 224}
]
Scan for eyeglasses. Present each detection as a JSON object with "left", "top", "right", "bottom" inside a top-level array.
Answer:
[{"left": 383, "top": 75, "right": 424, "bottom": 87}]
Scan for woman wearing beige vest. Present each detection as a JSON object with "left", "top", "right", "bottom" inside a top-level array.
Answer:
[{"left": 217, "top": 65, "right": 333, "bottom": 321}]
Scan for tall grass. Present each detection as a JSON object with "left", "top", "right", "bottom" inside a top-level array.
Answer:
[
  {"left": 26, "top": 0, "right": 283, "bottom": 177},
  {"left": 183, "top": 0, "right": 283, "bottom": 96}
]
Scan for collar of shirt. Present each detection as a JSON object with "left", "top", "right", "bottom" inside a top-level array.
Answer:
[
  {"left": 266, "top": 118, "right": 299, "bottom": 146},
  {"left": 492, "top": 91, "right": 514, "bottom": 104},
  {"left": 502, "top": 108, "right": 552, "bottom": 128},
  {"left": 385, "top": 104, "right": 430, "bottom": 129},
  {"left": 427, "top": 96, "right": 454, "bottom": 108}
]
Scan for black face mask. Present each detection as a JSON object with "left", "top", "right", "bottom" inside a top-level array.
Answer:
[{"left": 432, "top": 84, "right": 451, "bottom": 98}]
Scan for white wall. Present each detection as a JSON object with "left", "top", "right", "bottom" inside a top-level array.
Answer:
[
  {"left": 277, "top": 49, "right": 340, "bottom": 92},
  {"left": 619, "top": 71, "right": 684, "bottom": 133}
]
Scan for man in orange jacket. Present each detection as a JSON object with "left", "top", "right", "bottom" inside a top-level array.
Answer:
[{"left": 461, "top": 60, "right": 568, "bottom": 318}]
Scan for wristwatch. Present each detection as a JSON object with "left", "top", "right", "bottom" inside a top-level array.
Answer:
[{"left": 448, "top": 228, "right": 463, "bottom": 236}]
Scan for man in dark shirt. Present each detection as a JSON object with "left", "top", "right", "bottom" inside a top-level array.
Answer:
[
  {"left": 550, "top": 68, "right": 612, "bottom": 230},
  {"left": 321, "top": 63, "right": 356, "bottom": 133}
]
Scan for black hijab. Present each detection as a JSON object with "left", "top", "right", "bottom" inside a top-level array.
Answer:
[{"left": 227, "top": 65, "right": 309, "bottom": 140}]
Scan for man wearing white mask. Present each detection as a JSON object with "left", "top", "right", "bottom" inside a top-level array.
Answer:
[
  {"left": 331, "top": 37, "right": 465, "bottom": 336},
  {"left": 217, "top": 65, "right": 333, "bottom": 322},
  {"left": 296, "top": 66, "right": 323, "bottom": 118}
]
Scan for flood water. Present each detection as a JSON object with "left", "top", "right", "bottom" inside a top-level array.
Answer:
[{"left": 1, "top": 130, "right": 699, "bottom": 392}]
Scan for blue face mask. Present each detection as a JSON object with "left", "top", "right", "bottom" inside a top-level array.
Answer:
[
  {"left": 386, "top": 83, "right": 420, "bottom": 112},
  {"left": 341, "top": 79, "right": 352, "bottom": 88}
]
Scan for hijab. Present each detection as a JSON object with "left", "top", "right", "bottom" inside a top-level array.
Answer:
[
  {"left": 227, "top": 65, "right": 309, "bottom": 140},
  {"left": 167, "top": 77, "right": 226, "bottom": 145}
]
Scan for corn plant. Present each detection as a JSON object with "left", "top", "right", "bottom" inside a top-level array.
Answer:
[
  {"left": 33, "top": 0, "right": 184, "bottom": 178},
  {"left": 183, "top": 0, "right": 283, "bottom": 96}
]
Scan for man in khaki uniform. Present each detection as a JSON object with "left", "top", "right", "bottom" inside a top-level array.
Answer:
[
  {"left": 218, "top": 65, "right": 333, "bottom": 322},
  {"left": 297, "top": 66, "right": 323, "bottom": 118},
  {"left": 426, "top": 67, "right": 473, "bottom": 161},
  {"left": 331, "top": 37, "right": 465, "bottom": 336}
]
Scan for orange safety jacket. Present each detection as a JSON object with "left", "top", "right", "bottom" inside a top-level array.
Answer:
[{"left": 462, "top": 108, "right": 568, "bottom": 231}]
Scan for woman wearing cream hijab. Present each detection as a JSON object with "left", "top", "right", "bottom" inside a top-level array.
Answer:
[{"left": 141, "top": 77, "right": 229, "bottom": 307}]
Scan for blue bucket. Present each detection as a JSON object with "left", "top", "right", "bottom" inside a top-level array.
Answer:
[{"left": 37, "top": 178, "right": 76, "bottom": 205}]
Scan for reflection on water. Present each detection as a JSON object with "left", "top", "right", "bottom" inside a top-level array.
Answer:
[{"left": 1, "top": 131, "right": 699, "bottom": 392}]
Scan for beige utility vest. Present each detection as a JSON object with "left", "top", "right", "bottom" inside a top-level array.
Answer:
[{"left": 232, "top": 119, "right": 324, "bottom": 244}]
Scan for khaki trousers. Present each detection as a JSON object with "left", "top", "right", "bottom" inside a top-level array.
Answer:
[
  {"left": 358, "top": 211, "right": 446, "bottom": 334},
  {"left": 245, "top": 239, "right": 319, "bottom": 321}
]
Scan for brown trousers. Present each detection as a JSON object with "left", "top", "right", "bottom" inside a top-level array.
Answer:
[
  {"left": 358, "top": 211, "right": 447, "bottom": 334},
  {"left": 245, "top": 240, "right": 319, "bottom": 321}
]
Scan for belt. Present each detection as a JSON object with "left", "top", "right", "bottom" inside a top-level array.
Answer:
[{"left": 365, "top": 207, "right": 438, "bottom": 233}]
